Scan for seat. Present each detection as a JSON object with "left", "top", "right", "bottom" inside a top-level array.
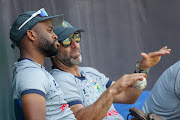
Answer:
[
  {"left": 14, "top": 99, "right": 24, "bottom": 120},
  {"left": 113, "top": 91, "right": 150, "bottom": 119}
]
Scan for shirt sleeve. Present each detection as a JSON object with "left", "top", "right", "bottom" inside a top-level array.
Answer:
[
  {"left": 51, "top": 70, "right": 82, "bottom": 106},
  {"left": 16, "top": 67, "right": 49, "bottom": 98},
  {"left": 175, "top": 69, "right": 180, "bottom": 99}
]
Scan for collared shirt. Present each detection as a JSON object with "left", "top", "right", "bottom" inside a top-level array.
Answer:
[
  {"left": 51, "top": 67, "right": 124, "bottom": 120},
  {"left": 12, "top": 58, "right": 76, "bottom": 120}
]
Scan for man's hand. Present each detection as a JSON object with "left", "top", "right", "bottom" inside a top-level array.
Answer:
[
  {"left": 138, "top": 46, "right": 171, "bottom": 70},
  {"left": 110, "top": 73, "right": 146, "bottom": 95},
  {"left": 70, "top": 73, "right": 146, "bottom": 120}
]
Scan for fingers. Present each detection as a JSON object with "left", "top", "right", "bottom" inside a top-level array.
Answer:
[
  {"left": 113, "top": 73, "right": 146, "bottom": 95},
  {"left": 149, "top": 50, "right": 170, "bottom": 57},
  {"left": 159, "top": 46, "right": 171, "bottom": 52},
  {"left": 141, "top": 46, "right": 171, "bottom": 58},
  {"left": 127, "top": 73, "right": 146, "bottom": 83},
  {"left": 121, "top": 73, "right": 146, "bottom": 85},
  {"left": 160, "top": 46, "right": 171, "bottom": 51},
  {"left": 160, "top": 46, "right": 168, "bottom": 50},
  {"left": 147, "top": 46, "right": 171, "bottom": 58}
]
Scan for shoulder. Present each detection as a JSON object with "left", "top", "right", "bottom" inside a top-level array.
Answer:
[
  {"left": 19, "top": 67, "right": 48, "bottom": 79},
  {"left": 14, "top": 60, "right": 48, "bottom": 78},
  {"left": 50, "top": 69, "right": 75, "bottom": 82},
  {"left": 79, "top": 67, "right": 101, "bottom": 74},
  {"left": 14, "top": 63, "right": 50, "bottom": 87},
  {"left": 79, "top": 67, "right": 107, "bottom": 78},
  {"left": 170, "top": 60, "right": 180, "bottom": 69}
]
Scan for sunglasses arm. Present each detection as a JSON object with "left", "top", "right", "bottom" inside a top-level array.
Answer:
[{"left": 18, "top": 10, "right": 41, "bottom": 30}]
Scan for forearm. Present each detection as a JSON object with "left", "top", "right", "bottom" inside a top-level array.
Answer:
[
  {"left": 74, "top": 88, "right": 116, "bottom": 120},
  {"left": 73, "top": 73, "right": 146, "bottom": 119}
]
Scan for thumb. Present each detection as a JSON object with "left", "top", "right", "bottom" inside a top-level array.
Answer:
[{"left": 141, "top": 52, "right": 148, "bottom": 60}]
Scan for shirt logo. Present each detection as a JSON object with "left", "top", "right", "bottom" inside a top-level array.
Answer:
[
  {"left": 105, "top": 109, "right": 118, "bottom": 118},
  {"left": 60, "top": 104, "right": 69, "bottom": 113},
  {"left": 92, "top": 80, "right": 103, "bottom": 93}
]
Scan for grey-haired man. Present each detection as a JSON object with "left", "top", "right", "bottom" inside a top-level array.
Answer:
[
  {"left": 11, "top": 9, "right": 76, "bottom": 119},
  {"left": 50, "top": 21, "right": 171, "bottom": 120}
]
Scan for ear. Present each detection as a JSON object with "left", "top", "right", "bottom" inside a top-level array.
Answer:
[{"left": 26, "top": 30, "right": 36, "bottom": 41}]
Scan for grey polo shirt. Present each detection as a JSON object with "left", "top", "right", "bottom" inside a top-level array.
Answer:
[
  {"left": 12, "top": 58, "right": 76, "bottom": 120},
  {"left": 143, "top": 60, "right": 180, "bottom": 120},
  {"left": 51, "top": 67, "right": 124, "bottom": 120}
]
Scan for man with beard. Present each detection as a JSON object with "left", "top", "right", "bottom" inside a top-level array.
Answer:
[
  {"left": 50, "top": 21, "right": 171, "bottom": 120},
  {"left": 11, "top": 9, "right": 76, "bottom": 119}
]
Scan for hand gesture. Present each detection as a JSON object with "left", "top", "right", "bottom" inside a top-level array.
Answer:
[{"left": 138, "top": 46, "right": 171, "bottom": 70}]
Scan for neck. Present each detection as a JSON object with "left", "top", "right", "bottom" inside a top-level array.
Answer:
[
  {"left": 52, "top": 57, "right": 81, "bottom": 77},
  {"left": 20, "top": 48, "right": 45, "bottom": 66},
  {"left": 19, "top": 37, "right": 46, "bottom": 66}
]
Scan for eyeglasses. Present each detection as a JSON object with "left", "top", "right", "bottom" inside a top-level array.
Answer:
[
  {"left": 18, "top": 8, "right": 48, "bottom": 30},
  {"left": 60, "top": 32, "right": 81, "bottom": 47}
]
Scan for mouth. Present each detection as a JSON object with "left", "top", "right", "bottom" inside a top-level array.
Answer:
[
  {"left": 71, "top": 51, "right": 80, "bottom": 56},
  {"left": 71, "top": 49, "right": 80, "bottom": 57}
]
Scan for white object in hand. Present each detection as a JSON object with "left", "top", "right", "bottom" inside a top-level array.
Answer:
[{"left": 132, "top": 77, "right": 147, "bottom": 90}]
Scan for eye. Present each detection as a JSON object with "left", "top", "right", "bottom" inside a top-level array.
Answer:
[
  {"left": 49, "top": 29, "right": 52, "bottom": 32},
  {"left": 47, "top": 27, "right": 53, "bottom": 33}
]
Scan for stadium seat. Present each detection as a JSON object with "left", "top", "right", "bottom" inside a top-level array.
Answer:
[
  {"left": 113, "top": 91, "right": 150, "bottom": 119},
  {"left": 14, "top": 99, "right": 24, "bottom": 120}
]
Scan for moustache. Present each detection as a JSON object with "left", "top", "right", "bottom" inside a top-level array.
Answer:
[{"left": 70, "top": 48, "right": 81, "bottom": 54}]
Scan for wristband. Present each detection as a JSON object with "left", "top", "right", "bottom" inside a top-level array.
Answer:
[{"left": 135, "top": 62, "right": 150, "bottom": 75}]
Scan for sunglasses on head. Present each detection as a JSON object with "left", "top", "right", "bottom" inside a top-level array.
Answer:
[
  {"left": 18, "top": 8, "right": 48, "bottom": 30},
  {"left": 60, "top": 32, "right": 81, "bottom": 48}
]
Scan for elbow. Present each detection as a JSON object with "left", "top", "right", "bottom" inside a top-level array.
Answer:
[
  {"left": 127, "top": 98, "right": 138, "bottom": 104},
  {"left": 129, "top": 100, "right": 137, "bottom": 104}
]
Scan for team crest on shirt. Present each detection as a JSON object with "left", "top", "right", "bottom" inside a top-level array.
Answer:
[{"left": 92, "top": 80, "right": 103, "bottom": 93}]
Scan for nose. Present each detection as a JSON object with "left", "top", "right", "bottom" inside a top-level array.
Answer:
[
  {"left": 53, "top": 32, "right": 58, "bottom": 40},
  {"left": 71, "top": 38, "right": 78, "bottom": 48},
  {"left": 56, "top": 41, "right": 60, "bottom": 47},
  {"left": 52, "top": 32, "right": 60, "bottom": 47}
]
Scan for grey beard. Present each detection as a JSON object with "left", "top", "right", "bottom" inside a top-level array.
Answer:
[{"left": 70, "top": 54, "right": 82, "bottom": 65}]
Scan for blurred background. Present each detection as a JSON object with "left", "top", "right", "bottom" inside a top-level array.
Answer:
[{"left": 1, "top": 0, "right": 180, "bottom": 119}]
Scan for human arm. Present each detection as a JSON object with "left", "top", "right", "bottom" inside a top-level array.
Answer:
[
  {"left": 70, "top": 73, "right": 145, "bottom": 120},
  {"left": 15, "top": 68, "right": 49, "bottom": 120},
  {"left": 113, "top": 46, "right": 171, "bottom": 103},
  {"left": 21, "top": 93, "right": 46, "bottom": 120}
]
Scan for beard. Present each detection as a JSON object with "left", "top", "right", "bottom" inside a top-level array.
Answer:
[
  {"left": 56, "top": 48, "right": 82, "bottom": 66},
  {"left": 70, "top": 54, "right": 82, "bottom": 65},
  {"left": 38, "top": 37, "right": 58, "bottom": 57}
]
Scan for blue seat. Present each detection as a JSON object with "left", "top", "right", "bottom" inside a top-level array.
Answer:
[
  {"left": 113, "top": 91, "right": 150, "bottom": 119},
  {"left": 14, "top": 99, "right": 24, "bottom": 120}
]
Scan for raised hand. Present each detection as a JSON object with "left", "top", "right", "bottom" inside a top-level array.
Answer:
[{"left": 138, "top": 46, "right": 171, "bottom": 70}]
